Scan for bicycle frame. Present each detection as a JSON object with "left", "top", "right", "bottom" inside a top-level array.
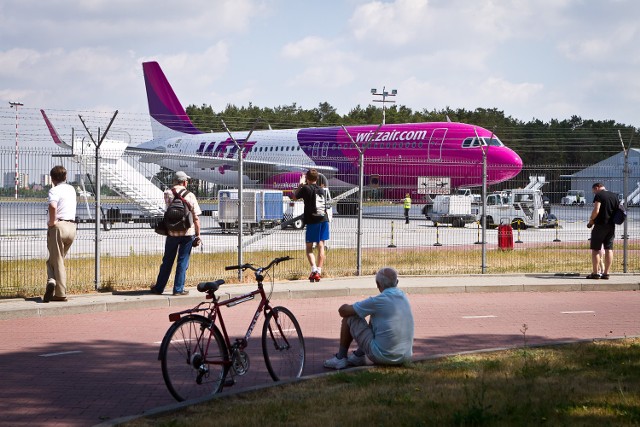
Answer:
[{"left": 167, "top": 280, "right": 274, "bottom": 370}]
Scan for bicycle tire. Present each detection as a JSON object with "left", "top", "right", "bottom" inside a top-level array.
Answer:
[
  {"left": 262, "top": 306, "right": 305, "bottom": 381},
  {"left": 159, "top": 315, "right": 229, "bottom": 402}
]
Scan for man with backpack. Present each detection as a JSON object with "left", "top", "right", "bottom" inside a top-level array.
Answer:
[
  {"left": 150, "top": 171, "right": 202, "bottom": 295},
  {"left": 294, "top": 169, "right": 330, "bottom": 282},
  {"left": 586, "top": 182, "right": 619, "bottom": 280}
]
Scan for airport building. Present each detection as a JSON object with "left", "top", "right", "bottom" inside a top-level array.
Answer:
[{"left": 564, "top": 148, "right": 640, "bottom": 203}]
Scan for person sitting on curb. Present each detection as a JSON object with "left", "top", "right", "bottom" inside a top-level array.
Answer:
[{"left": 323, "top": 267, "right": 414, "bottom": 369}]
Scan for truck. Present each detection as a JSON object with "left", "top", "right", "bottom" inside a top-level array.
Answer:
[
  {"left": 424, "top": 194, "right": 477, "bottom": 227},
  {"left": 218, "top": 189, "right": 284, "bottom": 233},
  {"left": 561, "top": 189, "right": 586, "bottom": 205},
  {"left": 483, "top": 189, "right": 556, "bottom": 229}
]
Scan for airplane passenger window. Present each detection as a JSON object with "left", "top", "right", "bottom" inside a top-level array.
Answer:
[
  {"left": 418, "top": 142, "right": 423, "bottom": 148},
  {"left": 270, "top": 147, "right": 273, "bottom": 151},
  {"left": 412, "top": 142, "right": 416, "bottom": 148}
]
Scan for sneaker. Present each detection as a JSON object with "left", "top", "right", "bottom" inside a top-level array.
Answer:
[
  {"left": 347, "top": 352, "right": 367, "bottom": 367},
  {"left": 601, "top": 274, "right": 610, "bottom": 280},
  {"left": 586, "top": 273, "right": 601, "bottom": 279},
  {"left": 149, "top": 286, "right": 163, "bottom": 295},
  {"left": 323, "top": 355, "right": 348, "bottom": 370},
  {"left": 172, "top": 290, "right": 189, "bottom": 296},
  {"left": 309, "top": 272, "right": 321, "bottom": 283},
  {"left": 43, "top": 283, "right": 55, "bottom": 303}
]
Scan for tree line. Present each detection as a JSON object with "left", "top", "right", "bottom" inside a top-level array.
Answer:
[{"left": 185, "top": 102, "right": 637, "bottom": 166}]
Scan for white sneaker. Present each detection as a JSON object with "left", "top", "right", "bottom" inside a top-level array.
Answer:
[
  {"left": 347, "top": 352, "right": 367, "bottom": 366},
  {"left": 323, "top": 355, "right": 348, "bottom": 370}
]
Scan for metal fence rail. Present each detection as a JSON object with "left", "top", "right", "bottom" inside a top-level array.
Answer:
[{"left": 0, "top": 146, "right": 638, "bottom": 297}]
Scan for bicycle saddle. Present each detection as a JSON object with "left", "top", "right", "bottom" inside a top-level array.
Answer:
[{"left": 196, "top": 279, "right": 225, "bottom": 293}]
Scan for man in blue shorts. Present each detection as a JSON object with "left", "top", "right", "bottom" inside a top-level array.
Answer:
[
  {"left": 324, "top": 267, "right": 414, "bottom": 369},
  {"left": 294, "top": 169, "right": 330, "bottom": 282}
]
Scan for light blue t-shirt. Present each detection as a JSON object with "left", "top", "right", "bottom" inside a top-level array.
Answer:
[{"left": 353, "top": 287, "right": 414, "bottom": 364}]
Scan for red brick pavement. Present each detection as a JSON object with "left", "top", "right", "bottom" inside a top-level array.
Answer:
[{"left": 1, "top": 290, "right": 639, "bottom": 426}]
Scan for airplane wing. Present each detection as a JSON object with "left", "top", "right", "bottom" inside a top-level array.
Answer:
[{"left": 125, "top": 146, "right": 338, "bottom": 176}]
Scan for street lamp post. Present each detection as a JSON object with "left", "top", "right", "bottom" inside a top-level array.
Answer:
[
  {"left": 9, "top": 102, "right": 23, "bottom": 199},
  {"left": 371, "top": 87, "right": 397, "bottom": 125}
]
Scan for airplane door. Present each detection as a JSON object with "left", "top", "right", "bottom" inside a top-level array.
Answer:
[
  {"left": 428, "top": 128, "right": 447, "bottom": 161},
  {"left": 321, "top": 142, "right": 329, "bottom": 157}
]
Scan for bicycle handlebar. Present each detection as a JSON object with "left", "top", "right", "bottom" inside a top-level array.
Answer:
[{"left": 224, "top": 256, "right": 292, "bottom": 272}]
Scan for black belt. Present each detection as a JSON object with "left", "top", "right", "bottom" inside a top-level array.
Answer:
[{"left": 60, "top": 219, "right": 76, "bottom": 223}]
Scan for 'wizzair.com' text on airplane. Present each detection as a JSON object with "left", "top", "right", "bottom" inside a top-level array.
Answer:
[{"left": 47, "top": 61, "right": 524, "bottom": 199}]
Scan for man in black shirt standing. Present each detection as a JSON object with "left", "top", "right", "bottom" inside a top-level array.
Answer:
[
  {"left": 586, "top": 182, "right": 619, "bottom": 279},
  {"left": 294, "top": 169, "right": 330, "bottom": 282}
]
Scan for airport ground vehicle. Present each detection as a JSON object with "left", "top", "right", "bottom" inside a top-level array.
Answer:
[
  {"left": 282, "top": 197, "right": 305, "bottom": 229},
  {"left": 158, "top": 256, "right": 305, "bottom": 402},
  {"left": 424, "top": 194, "right": 477, "bottom": 227},
  {"left": 484, "top": 189, "right": 556, "bottom": 229},
  {"left": 218, "top": 189, "right": 284, "bottom": 232},
  {"left": 561, "top": 190, "right": 586, "bottom": 205}
]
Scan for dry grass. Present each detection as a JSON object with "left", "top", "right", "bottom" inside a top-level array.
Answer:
[
  {"left": 125, "top": 338, "right": 640, "bottom": 427},
  {"left": 2, "top": 243, "right": 639, "bottom": 297}
]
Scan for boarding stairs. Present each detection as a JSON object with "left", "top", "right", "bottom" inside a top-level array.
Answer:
[
  {"left": 73, "top": 138, "right": 165, "bottom": 217},
  {"left": 524, "top": 176, "right": 546, "bottom": 191},
  {"left": 626, "top": 182, "right": 640, "bottom": 206}
]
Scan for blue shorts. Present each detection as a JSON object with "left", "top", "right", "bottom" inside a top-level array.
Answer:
[{"left": 305, "top": 222, "right": 330, "bottom": 243}]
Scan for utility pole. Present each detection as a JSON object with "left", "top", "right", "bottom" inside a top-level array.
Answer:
[
  {"left": 371, "top": 87, "right": 397, "bottom": 125},
  {"left": 9, "top": 102, "right": 23, "bottom": 199}
]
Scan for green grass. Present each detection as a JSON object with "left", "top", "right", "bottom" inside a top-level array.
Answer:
[{"left": 124, "top": 338, "right": 640, "bottom": 427}]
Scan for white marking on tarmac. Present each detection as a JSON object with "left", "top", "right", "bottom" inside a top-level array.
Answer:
[
  {"left": 462, "top": 315, "right": 497, "bottom": 319},
  {"left": 39, "top": 351, "right": 83, "bottom": 357},
  {"left": 561, "top": 311, "right": 595, "bottom": 314}
]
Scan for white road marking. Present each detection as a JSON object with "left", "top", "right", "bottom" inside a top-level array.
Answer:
[
  {"left": 39, "top": 351, "right": 82, "bottom": 358},
  {"left": 561, "top": 311, "right": 595, "bottom": 314},
  {"left": 462, "top": 315, "right": 497, "bottom": 319}
]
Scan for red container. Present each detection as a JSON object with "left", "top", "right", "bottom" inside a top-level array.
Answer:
[{"left": 498, "top": 224, "right": 514, "bottom": 250}]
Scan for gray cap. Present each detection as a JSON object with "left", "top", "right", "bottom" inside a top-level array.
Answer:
[{"left": 173, "top": 171, "right": 191, "bottom": 183}]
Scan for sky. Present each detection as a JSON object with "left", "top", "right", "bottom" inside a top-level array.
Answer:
[{"left": 1, "top": 0, "right": 640, "bottom": 145}]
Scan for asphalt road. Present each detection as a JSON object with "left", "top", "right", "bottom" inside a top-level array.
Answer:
[{"left": 1, "top": 283, "right": 639, "bottom": 426}]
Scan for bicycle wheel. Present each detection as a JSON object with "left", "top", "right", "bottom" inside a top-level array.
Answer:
[
  {"left": 159, "top": 315, "right": 229, "bottom": 402},
  {"left": 262, "top": 306, "right": 305, "bottom": 381}
]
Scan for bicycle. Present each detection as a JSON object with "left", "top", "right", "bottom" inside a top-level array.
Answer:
[{"left": 158, "top": 256, "right": 305, "bottom": 402}]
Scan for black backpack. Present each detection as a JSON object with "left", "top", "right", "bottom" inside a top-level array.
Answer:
[{"left": 164, "top": 188, "right": 193, "bottom": 232}]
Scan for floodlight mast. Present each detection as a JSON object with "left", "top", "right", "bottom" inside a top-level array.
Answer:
[{"left": 371, "top": 87, "right": 397, "bottom": 125}]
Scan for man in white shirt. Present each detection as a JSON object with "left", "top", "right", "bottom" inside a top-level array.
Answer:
[
  {"left": 44, "top": 165, "right": 77, "bottom": 302},
  {"left": 324, "top": 267, "right": 414, "bottom": 369}
]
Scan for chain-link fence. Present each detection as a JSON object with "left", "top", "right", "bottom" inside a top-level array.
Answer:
[{"left": 1, "top": 145, "right": 637, "bottom": 297}]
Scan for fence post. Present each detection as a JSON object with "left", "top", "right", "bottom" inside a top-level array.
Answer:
[
  {"left": 388, "top": 220, "right": 397, "bottom": 248},
  {"left": 515, "top": 220, "right": 523, "bottom": 243},
  {"left": 433, "top": 223, "right": 442, "bottom": 247},
  {"left": 553, "top": 221, "right": 561, "bottom": 242}
]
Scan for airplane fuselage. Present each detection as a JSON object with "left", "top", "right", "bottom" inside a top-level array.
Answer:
[{"left": 137, "top": 121, "right": 522, "bottom": 195}]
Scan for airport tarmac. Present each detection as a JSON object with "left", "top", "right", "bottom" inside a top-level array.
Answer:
[{"left": 1, "top": 202, "right": 634, "bottom": 259}]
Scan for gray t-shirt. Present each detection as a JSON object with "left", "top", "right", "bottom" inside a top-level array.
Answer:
[{"left": 353, "top": 287, "right": 414, "bottom": 364}]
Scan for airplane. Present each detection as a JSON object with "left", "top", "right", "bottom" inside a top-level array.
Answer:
[{"left": 44, "top": 61, "right": 524, "bottom": 200}]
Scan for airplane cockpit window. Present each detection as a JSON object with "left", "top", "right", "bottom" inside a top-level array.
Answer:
[
  {"left": 483, "top": 137, "right": 504, "bottom": 147},
  {"left": 462, "top": 138, "right": 473, "bottom": 148}
]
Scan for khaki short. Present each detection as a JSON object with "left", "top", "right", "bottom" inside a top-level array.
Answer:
[{"left": 346, "top": 316, "right": 377, "bottom": 362}]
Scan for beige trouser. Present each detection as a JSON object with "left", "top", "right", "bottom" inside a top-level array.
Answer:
[{"left": 46, "top": 221, "right": 76, "bottom": 297}]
